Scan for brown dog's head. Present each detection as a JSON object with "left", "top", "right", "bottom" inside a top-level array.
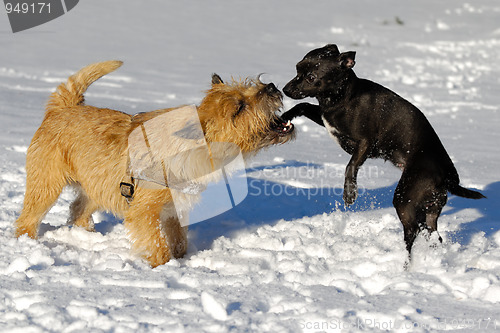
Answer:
[
  {"left": 198, "top": 74, "right": 295, "bottom": 153},
  {"left": 283, "top": 44, "right": 356, "bottom": 100}
]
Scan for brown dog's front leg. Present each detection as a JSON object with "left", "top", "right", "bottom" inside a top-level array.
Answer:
[{"left": 344, "top": 140, "right": 370, "bottom": 206}]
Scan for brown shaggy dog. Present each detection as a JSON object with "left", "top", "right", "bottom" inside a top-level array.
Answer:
[{"left": 15, "top": 61, "right": 294, "bottom": 267}]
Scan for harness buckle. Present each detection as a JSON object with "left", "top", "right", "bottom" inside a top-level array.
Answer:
[{"left": 120, "top": 182, "right": 135, "bottom": 202}]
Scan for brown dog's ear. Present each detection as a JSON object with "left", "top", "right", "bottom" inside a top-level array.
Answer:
[
  {"left": 339, "top": 51, "right": 356, "bottom": 69},
  {"left": 212, "top": 73, "right": 224, "bottom": 85}
]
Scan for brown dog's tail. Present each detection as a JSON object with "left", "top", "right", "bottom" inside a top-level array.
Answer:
[{"left": 47, "top": 60, "right": 123, "bottom": 110}]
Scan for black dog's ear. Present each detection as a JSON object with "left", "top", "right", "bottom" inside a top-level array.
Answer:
[
  {"left": 323, "top": 44, "right": 340, "bottom": 56},
  {"left": 212, "top": 73, "right": 224, "bottom": 85},
  {"left": 339, "top": 51, "right": 356, "bottom": 69}
]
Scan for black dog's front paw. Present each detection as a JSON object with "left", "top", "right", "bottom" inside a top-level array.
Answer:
[
  {"left": 281, "top": 105, "right": 305, "bottom": 121},
  {"left": 281, "top": 110, "right": 297, "bottom": 121},
  {"left": 281, "top": 102, "right": 315, "bottom": 120},
  {"left": 343, "top": 182, "right": 358, "bottom": 206},
  {"left": 281, "top": 103, "right": 324, "bottom": 126}
]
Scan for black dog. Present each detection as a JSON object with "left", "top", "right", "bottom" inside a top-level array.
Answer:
[{"left": 282, "top": 44, "right": 485, "bottom": 257}]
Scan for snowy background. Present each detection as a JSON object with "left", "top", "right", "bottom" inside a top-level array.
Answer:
[{"left": 1, "top": 0, "right": 500, "bottom": 332}]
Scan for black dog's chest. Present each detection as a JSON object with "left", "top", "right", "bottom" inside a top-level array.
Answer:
[
  {"left": 321, "top": 115, "right": 357, "bottom": 155},
  {"left": 321, "top": 113, "right": 390, "bottom": 161}
]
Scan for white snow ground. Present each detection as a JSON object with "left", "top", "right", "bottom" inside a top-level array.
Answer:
[{"left": 1, "top": 0, "right": 500, "bottom": 332}]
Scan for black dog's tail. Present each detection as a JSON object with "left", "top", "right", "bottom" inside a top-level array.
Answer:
[{"left": 447, "top": 181, "right": 486, "bottom": 199}]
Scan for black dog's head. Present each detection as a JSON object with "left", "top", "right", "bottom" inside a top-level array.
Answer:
[{"left": 283, "top": 44, "right": 356, "bottom": 99}]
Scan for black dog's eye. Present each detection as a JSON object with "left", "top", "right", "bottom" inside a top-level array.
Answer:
[
  {"left": 305, "top": 74, "right": 316, "bottom": 84},
  {"left": 234, "top": 101, "right": 246, "bottom": 118}
]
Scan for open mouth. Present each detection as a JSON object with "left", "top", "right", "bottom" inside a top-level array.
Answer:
[{"left": 271, "top": 116, "right": 294, "bottom": 136}]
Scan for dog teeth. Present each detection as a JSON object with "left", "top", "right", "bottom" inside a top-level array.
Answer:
[{"left": 282, "top": 120, "right": 292, "bottom": 131}]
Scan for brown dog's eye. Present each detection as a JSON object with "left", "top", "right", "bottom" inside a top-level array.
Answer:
[{"left": 305, "top": 74, "right": 316, "bottom": 84}]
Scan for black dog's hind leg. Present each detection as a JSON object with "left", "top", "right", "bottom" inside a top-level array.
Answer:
[
  {"left": 423, "top": 191, "right": 447, "bottom": 244},
  {"left": 393, "top": 199, "right": 421, "bottom": 259},
  {"left": 281, "top": 102, "right": 324, "bottom": 126},
  {"left": 393, "top": 176, "right": 425, "bottom": 258}
]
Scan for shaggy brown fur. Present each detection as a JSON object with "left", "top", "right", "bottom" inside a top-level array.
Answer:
[{"left": 15, "top": 61, "right": 294, "bottom": 267}]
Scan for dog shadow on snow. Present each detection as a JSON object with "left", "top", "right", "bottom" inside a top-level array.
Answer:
[
  {"left": 190, "top": 160, "right": 397, "bottom": 250},
  {"left": 92, "top": 161, "right": 498, "bottom": 252},
  {"left": 446, "top": 181, "right": 500, "bottom": 246}
]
